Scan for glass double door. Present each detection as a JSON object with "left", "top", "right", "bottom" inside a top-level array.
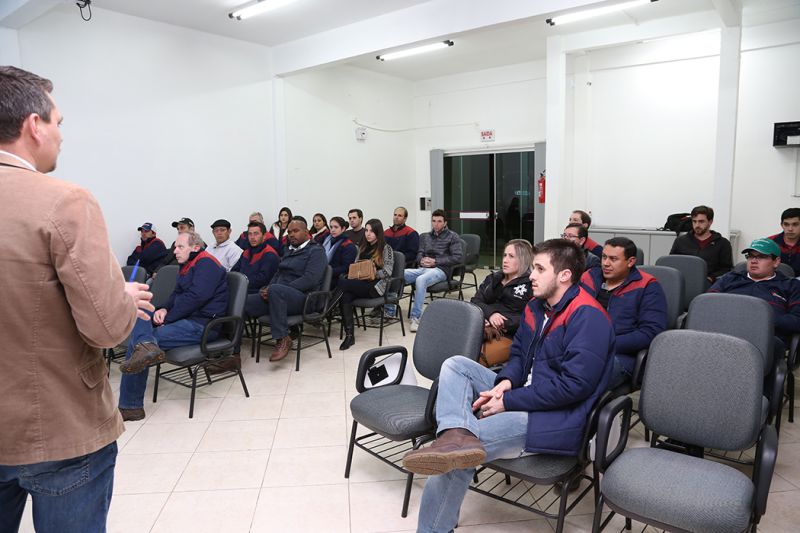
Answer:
[{"left": 443, "top": 151, "right": 536, "bottom": 268}]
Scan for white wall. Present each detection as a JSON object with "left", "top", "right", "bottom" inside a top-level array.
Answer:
[
  {"left": 282, "top": 65, "right": 415, "bottom": 228},
  {"left": 15, "top": 5, "right": 273, "bottom": 262},
  {"left": 0, "top": 26, "right": 20, "bottom": 65}
]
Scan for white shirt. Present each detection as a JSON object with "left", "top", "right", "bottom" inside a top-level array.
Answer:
[
  {"left": 0, "top": 150, "right": 36, "bottom": 171},
  {"left": 208, "top": 238, "right": 243, "bottom": 271},
  {"left": 524, "top": 314, "right": 549, "bottom": 387}
]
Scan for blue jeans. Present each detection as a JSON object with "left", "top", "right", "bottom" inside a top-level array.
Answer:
[
  {"left": 266, "top": 284, "right": 308, "bottom": 340},
  {"left": 0, "top": 441, "right": 117, "bottom": 533},
  {"left": 417, "top": 356, "right": 529, "bottom": 533},
  {"left": 608, "top": 354, "right": 634, "bottom": 390},
  {"left": 404, "top": 267, "right": 447, "bottom": 319},
  {"left": 118, "top": 315, "right": 206, "bottom": 409}
]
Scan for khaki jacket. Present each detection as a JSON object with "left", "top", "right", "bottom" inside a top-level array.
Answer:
[{"left": 0, "top": 153, "right": 135, "bottom": 464}]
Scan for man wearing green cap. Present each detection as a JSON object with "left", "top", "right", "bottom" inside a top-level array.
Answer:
[{"left": 708, "top": 238, "right": 800, "bottom": 340}]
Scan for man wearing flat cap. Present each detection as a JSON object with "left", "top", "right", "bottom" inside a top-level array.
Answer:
[
  {"left": 126, "top": 222, "right": 168, "bottom": 275},
  {"left": 208, "top": 218, "right": 242, "bottom": 271}
]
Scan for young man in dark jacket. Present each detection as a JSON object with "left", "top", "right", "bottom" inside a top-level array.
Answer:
[
  {"left": 126, "top": 222, "right": 168, "bottom": 275},
  {"left": 768, "top": 207, "right": 800, "bottom": 276},
  {"left": 581, "top": 237, "right": 667, "bottom": 389},
  {"left": 118, "top": 231, "right": 228, "bottom": 421},
  {"left": 232, "top": 221, "right": 279, "bottom": 294},
  {"left": 669, "top": 205, "right": 733, "bottom": 283},
  {"left": 403, "top": 239, "right": 614, "bottom": 533},
  {"left": 384, "top": 206, "right": 420, "bottom": 268}
]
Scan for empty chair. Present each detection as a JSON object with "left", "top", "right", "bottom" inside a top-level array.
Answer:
[
  {"left": 638, "top": 265, "right": 684, "bottom": 330},
  {"left": 122, "top": 264, "right": 147, "bottom": 283},
  {"left": 460, "top": 233, "right": 481, "bottom": 291},
  {"left": 635, "top": 246, "right": 644, "bottom": 265},
  {"left": 350, "top": 251, "right": 406, "bottom": 346},
  {"left": 655, "top": 254, "right": 708, "bottom": 310}
]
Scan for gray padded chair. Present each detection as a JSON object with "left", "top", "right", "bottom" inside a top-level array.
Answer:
[
  {"left": 345, "top": 299, "right": 484, "bottom": 517},
  {"left": 152, "top": 271, "right": 250, "bottom": 418},
  {"left": 593, "top": 330, "right": 777, "bottom": 533},
  {"left": 638, "top": 265, "right": 684, "bottom": 330},
  {"left": 351, "top": 251, "right": 406, "bottom": 346},
  {"left": 122, "top": 264, "right": 148, "bottom": 283},
  {"left": 148, "top": 265, "right": 180, "bottom": 309},
  {"left": 460, "top": 234, "right": 481, "bottom": 291},
  {"left": 635, "top": 246, "right": 644, "bottom": 265},
  {"left": 655, "top": 255, "right": 708, "bottom": 311},
  {"left": 254, "top": 266, "right": 333, "bottom": 371},
  {"left": 734, "top": 260, "right": 795, "bottom": 279}
]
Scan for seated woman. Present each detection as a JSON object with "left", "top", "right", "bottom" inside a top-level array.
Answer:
[
  {"left": 471, "top": 239, "right": 533, "bottom": 367},
  {"left": 311, "top": 212, "right": 330, "bottom": 244},
  {"left": 336, "top": 219, "right": 394, "bottom": 350},
  {"left": 271, "top": 206, "right": 292, "bottom": 249},
  {"left": 323, "top": 216, "right": 356, "bottom": 290}
]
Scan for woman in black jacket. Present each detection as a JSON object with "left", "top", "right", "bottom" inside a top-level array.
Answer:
[{"left": 471, "top": 239, "right": 533, "bottom": 366}]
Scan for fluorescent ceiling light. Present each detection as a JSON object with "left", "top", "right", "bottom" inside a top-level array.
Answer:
[
  {"left": 376, "top": 40, "right": 454, "bottom": 61},
  {"left": 546, "top": 0, "right": 657, "bottom": 26},
  {"left": 229, "top": 0, "right": 297, "bottom": 21}
]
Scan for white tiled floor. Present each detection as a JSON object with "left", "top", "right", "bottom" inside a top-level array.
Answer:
[{"left": 16, "top": 280, "right": 800, "bottom": 532}]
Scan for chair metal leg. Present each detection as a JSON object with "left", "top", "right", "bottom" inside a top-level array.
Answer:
[
  {"left": 152, "top": 363, "right": 161, "bottom": 403},
  {"left": 295, "top": 326, "right": 302, "bottom": 371},
  {"left": 322, "top": 321, "right": 332, "bottom": 359},
  {"left": 378, "top": 312, "right": 384, "bottom": 347},
  {"left": 554, "top": 477, "right": 571, "bottom": 533},
  {"left": 401, "top": 471, "right": 414, "bottom": 518},
  {"left": 188, "top": 366, "right": 198, "bottom": 419},
  {"left": 237, "top": 369, "right": 250, "bottom": 397},
  {"left": 398, "top": 303, "right": 406, "bottom": 336},
  {"left": 625, "top": 517, "right": 632, "bottom": 530},
  {"left": 255, "top": 323, "right": 263, "bottom": 363},
  {"left": 591, "top": 493, "right": 605, "bottom": 533},
  {"left": 789, "top": 371, "right": 795, "bottom": 423},
  {"left": 359, "top": 308, "right": 367, "bottom": 331},
  {"left": 344, "top": 420, "right": 358, "bottom": 478}
]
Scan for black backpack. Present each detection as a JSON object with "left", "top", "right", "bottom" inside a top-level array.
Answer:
[{"left": 662, "top": 213, "right": 692, "bottom": 235}]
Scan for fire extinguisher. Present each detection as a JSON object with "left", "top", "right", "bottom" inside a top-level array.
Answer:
[{"left": 537, "top": 172, "right": 546, "bottom": 204}]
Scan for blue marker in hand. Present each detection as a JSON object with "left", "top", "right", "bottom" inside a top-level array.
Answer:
[{"left": 128, "top": 260, "right": 140, "bottom": 282}]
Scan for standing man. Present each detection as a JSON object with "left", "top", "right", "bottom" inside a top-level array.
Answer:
[
  {"left": 404, "top": 209, "right": 463, "bottom": 332},
  {"left": 402, "top": 239, "right": 614, "bottom": 532},
  {"left": 385, "top": 206, "right": 419, "bottom": 267},
  {"left": 669, "top": 205, "right": 733, "bottom": 283},
  {"left": 345, "top": 208, "right": 366, "bottom": 247},
  {"left": 126, "top": 222, "right": 168, "bottom": 275},
  {"left": 768, "top": 208, "right": 800, "bottom": 277},
  {"left": 208, "top": 218, "right": 243, "bottom": 271},
  {"left": 568, "top": 209, "right": 603, "bottom": 256},
  {"left": 0, "top": 66, "right": 153, "bottom": 532}
]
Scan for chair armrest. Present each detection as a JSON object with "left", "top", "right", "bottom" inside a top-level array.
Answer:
[
  {"left": 355, "top": 345, "right": 408, "bottom": 393},
  {"left": 753, "top": 424, "right": 778, "bottom": 519},
  {"left": 768, "top": 356, "right": 788, "bottom": 423},
  {"left": 594, "top": 396, "right": 633, "bottom": 473},
  {"left": 789, "top": 333, "right": 800, "bottom": 371},
  {"left": 425, "top": 378, "right": 439, "bottom": 429},
  {"left": 632, "top": 348, "right": 648, "bottom": 389},
  {"left": 200, "top": 315, "right": 243, "bottom": 354},
  {"left": 384, "top": 275, "right": 406, "bottom": 303},
  {"left": 302, "top": 290, "right": 331, "bottom": 321}
]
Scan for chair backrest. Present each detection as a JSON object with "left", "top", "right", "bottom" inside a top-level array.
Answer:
[
  {"left": 655, "top": 255, "right": 708, "bottom": 310},
  {"left": 414, "top": 299, "right": 484, "bottom": 380},
  {"left": 150, "top": 265, "right": 180, "bottom": 309},
  {"left": 388, "top": 251, "right": 405, "bottom": 295},
  {"left": 222, "top": 271, "right": 248, "bottom": 341},
  {"left": 122, "top": 265, "right": 147, "bottom": 284},
  {"left": 735, "top": 260, "right": 795, "bottom": 279},
  {"left": 685, "top": 292, "right": 775, "bottom": 371},
  {"left": 638, "top": 265, "right": 685, "bottom": 329},
  {"left": 635, "top": 247, "right": 644, "bottom": 266},
  {"left": 461, "top": 234, "right": 481, "bottom": 266},
  {"left": 640, "top": 330, "right": 763, "bottom": 451}
]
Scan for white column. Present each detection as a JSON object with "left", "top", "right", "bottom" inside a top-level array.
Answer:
[
  {"left": 544, "top": 35, "right": 567, "bottom": 240},
  {"left": 271, "top": 76, "right": 288, "bottom": 214},
  {"left": 711, "top": 25, "right": 742, "bottom": 237}
]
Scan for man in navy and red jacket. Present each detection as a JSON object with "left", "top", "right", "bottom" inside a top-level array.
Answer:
[
  {"left": 768, "top": 208, "right": 800, "bottom": 277},
  {"left": 569, "top": 209, "right": 603, "bottom": 257},
  {"left": 235, "top": 211, "right": 281, "bottom": 253},
  {"left": 581, "top": 236, "right": 667, "bottom": 389},
  {"left": 384, "top": 206, "right": 419, "bottom": 267},
  {"left": 403, "top": 239, "right": 614, "bottom": 533},
  {"left": 233, "top": 221, "right": 279, "bottom": 294},
  {"left": 117, "top": 230, "right": 228, "bottom": 421},
  {"left": 126, "top": 222, "right": 168, "bottom": 275}
]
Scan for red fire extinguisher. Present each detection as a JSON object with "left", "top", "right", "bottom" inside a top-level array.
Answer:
[{"left": 537, "top": 172, "right": 546, "bottom": 204}]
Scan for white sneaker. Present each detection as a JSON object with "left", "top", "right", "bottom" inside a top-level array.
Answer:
[{"left": 410, "top": 318, "right": 420, "bottom": 332}]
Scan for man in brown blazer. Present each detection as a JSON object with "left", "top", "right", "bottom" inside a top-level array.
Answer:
[{"left": 0, "top": 66, "right": 154, "bottom": 532}]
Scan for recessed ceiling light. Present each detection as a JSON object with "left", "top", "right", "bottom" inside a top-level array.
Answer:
[
  {"left": 376, "top": 40, "right": 454, "bottom": 61},
  {"left": 546, "top": 0, "right": 657, "bottom": 26},
  {"left": 229, "top": 0, "right": 298, "bottom": 21}
]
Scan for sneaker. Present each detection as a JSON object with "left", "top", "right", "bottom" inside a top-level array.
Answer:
[
  {"left": 410, "top": 318, "right": 420, "bottom": 332},
  {"left": 402, "top": 428, "right": 486, "bottom": 475}
]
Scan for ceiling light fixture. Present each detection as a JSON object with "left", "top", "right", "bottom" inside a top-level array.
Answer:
[
  {"left": 376, "top": 40, "right": 454, "bottom": 61},
  {"left": 229, "top": 0, "right": 297, "bottom": 21},
  {"left": 546, "top": 0, "right": 657, "bottom": 26}
]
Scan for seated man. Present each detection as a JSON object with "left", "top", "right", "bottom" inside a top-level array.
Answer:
[
  {"left": 245, "top": 219, "right": 327, "bottom": 362},
  {"left": 233, "top": 221, "right": 280, "bottom": 294},
  {"left": 669, "top": 205, "right": 732, "bottom": 283},
  {"left": 562, "top": 222, "right": 600, "bottom": 269},
  {"left": 404, "top": 209, "right": 463, "bottom": 332},
  {"left": 581, "top": 237, "right": 667, "bottom": 389},
  {"left": 569, "top": 209, "right": 603, "bottom": 256},
  {"left": 384, "top": 206, "right": 419, "bottom": 267},
  {"left": 154, "top": 216, "right": 194, "bottom": 273},
  {"left": 344, "top": 208, "right": 366, "bottom": 247},
  {"left": 117, "top": 231, "right": 228, "bottom": 421},
  {"left": 126, "top": 221, "right": 168, "bottom": 275},
  {"left": 208, "top": 218, "right": 243, "bottom": 272},
  {"left": 709, "top": 238, "right": 800, "bottom": 342},
  {"left": 768, "top": 208, "right": 800, "bottom": 277},
  {"left": 235, "top": 211, "right": 281, "bottom": 251},
  {"left": 402, "top": 239, "right": 614, "bottom": 532}
]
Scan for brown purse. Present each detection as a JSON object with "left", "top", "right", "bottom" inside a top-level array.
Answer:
[
  {"left": 479, "top": 326, "right": 513, "bottom": 367},
  {"left": 348, "top": 259, "right": 376, "bottom": 281}
]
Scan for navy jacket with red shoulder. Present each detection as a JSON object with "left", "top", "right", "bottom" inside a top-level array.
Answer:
[
  {"left": 584, "top": 236, "right": 603, "bottom": 257},
  {"left": 328, "top": 235, "right": 357, "bottom": 279},
  {"left": 769, "top": 232, "right": 800, "bottom": 277},
  {"left": 312, "top": 228, "right": 330, "bottom": 244},
  {"left": 232, "top": 241, "right": 279, "bottom": 294},
  {"left": 581, "top": 266, "right": 667, "bottom": 372},
  {"left": 385, "top": 224, "right": 420, "bottom": 266},
  {"left": 164, "top": 250, "right": 228, "bottom": 326},
  {"left": 126, "top": 236, "right": 168, "bottom": 274},
  {"left": 235, "top": 229, "right": 280, "bottom": 252},
  {"left": 495, "top": 284, "right": 614, "bottom": 456}
]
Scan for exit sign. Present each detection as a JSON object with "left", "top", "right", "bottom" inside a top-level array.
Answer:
[{"left": 480, "top": 129, "right": 495, "bottom": 142}]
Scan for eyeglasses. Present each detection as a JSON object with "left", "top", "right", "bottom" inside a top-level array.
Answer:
[
  {"left": 560, "top": 233, "right": 579, "bottom": 240},
  {"left": 745, "top": 253, "right": 773, "bottom": 260}
]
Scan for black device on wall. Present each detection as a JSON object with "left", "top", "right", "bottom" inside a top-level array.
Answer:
[{"left": 773, "top": 121, "right": 800, "bottom": 147}]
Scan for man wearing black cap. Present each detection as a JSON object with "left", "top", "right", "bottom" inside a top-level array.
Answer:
[
  {"left": 208, "top": 219, "right": 242, "bottom": 271},
  {"left": 154, "top": 217, "right": 195, "bottom": 273},
  {"left": 126, "top": 222, "right": 168, "bottom": 275}
]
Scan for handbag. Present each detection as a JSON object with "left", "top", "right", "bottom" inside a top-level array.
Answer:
[
  {"left": 479, "top": 326, "right": 513, "bottom": 367},
  {"left": 348, "top": 259, "right": 376, "bottom": 281}
]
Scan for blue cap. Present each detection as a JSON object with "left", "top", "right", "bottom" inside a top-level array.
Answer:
[{"left": 137, "top": 222, "right": 154, "bottom": 232}]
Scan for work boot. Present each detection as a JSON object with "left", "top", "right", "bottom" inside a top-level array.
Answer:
[
  {"left": 340, "top": 302, "right": 355, "bottom": 350},
  {"left": 119, "top": 342, "right": 165, "bottom": 374},
  {"left": 402, "top": 428, "right": 486, "bottom": 475},
  {"left": 207, "top": 354, "right": 241, "bottom": 375},
  {"left": 119, "top": 407, "right": 145, "bottom": 422},
  {"left": 270, "top": 336, "right": 292, "bottom": 362}
]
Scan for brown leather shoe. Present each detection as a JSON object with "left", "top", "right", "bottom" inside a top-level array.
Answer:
[
  {"left": 270, "top": 336, "right": 292, "bottom": 362},
  {"left": 207, "top": 354, "right": 241, "bottom": 375},
  {"left": 119, "top": 342, "right": 165, "bottom": 374},
  {"left": 402, "top": 428, "right": 486, "bottom": 475},
  {"left": 119, "top": 407, "right": 145, "bottom": 421}
]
